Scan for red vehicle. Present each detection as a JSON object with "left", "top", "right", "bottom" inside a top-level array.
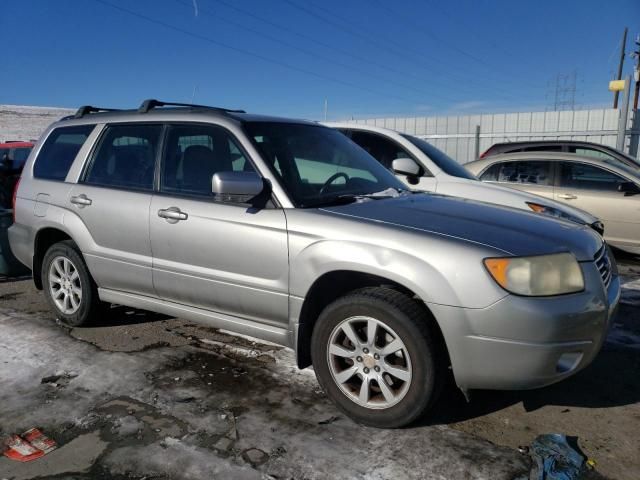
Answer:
[{"left": 1, "top": 141, "right": 34, "bottom": 209}]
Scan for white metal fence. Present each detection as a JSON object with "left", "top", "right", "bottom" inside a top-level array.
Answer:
[{"left": 348, "top": 108, "right": 640, "bottom": 164}]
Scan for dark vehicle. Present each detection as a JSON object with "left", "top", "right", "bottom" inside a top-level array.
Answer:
[
  {"left": 480, "top": 140, "right": 639, "bottom": 170},
  {"left": 0, "top": 141, "right": 34, "bottom": 209}
]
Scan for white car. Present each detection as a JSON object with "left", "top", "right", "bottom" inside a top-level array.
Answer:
[{"left": 326, "top": 123, "right": 603, "bottom": 233}]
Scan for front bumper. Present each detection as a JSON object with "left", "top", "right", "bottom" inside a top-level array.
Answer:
[{"left": 431, "top": 262, "right": 620, "bottom": 391}]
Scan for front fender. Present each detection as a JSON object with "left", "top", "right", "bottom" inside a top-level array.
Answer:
[{"left": 290, "top": 239, "right": 462, "bottom": 307}]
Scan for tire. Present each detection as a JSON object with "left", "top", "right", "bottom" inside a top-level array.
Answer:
[
  {"left": 311, "top": 287, "right": 444, "bottom": 428},
  {"left": 41, "top": 240, "right": 105, "bottom": 327}
]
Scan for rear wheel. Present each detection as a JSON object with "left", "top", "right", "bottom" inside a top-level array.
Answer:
[
  {"left": 311, "top": 287, "right": 444, "bottom": 428},
  {"left": 42, "top": 240, "right": 105, "bottom": 327}
]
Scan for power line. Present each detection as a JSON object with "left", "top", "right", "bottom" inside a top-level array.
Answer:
[
  {"left": 210, "top": 0, "right": 521, "bottom": 102},
  {"left": 279, "top": 0, "right": 527, "bottom": 101},
  {"left": 365, "top": 0, "right": 546, "bottom": 92},
  {"left": 90, "top": 0, "right": 428, "bottom": 106},
  {"left": 170, "top": 0, "right": 463, "bottom": 102}
]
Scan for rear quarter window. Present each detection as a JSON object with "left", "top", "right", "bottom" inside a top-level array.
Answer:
[{"left": 33, "top": 125, "right": 95, "bottom": 181}]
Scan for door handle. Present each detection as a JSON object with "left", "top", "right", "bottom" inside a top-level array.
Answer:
[
  {"left": 70, "top": 194, "right": 92, "bottom": 206},
  {"left": 158, "top": 207, "right": 188, "bottom": 222},
  {"left": 558, "top": 193, "right": 577, "bottom": 200}
]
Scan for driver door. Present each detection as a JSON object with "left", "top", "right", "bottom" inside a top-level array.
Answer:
[{"left": 150, "top": 123, "right": 289, "bottom": 327}]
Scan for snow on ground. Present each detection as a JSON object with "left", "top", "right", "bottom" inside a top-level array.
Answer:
[{"left": 0, "top": 307, "right": 530, "bottom": 479}]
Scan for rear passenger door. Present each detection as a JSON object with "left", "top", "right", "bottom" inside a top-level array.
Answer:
[
  {"left": 479, "top": 160, "right": 555, "bottom": 200},
  {"left": 68, "top": 123, "right": 162, "bottom": 297},
  {"left": 149, "top": 123, "right": 289, "bottom": 326}
]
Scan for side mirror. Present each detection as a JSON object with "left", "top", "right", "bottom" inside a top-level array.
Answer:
[
  {"left": 617, "top": 181, "right": 640, "bottom": 196},
  {"left": 392, "top": 157, "right": 421, "bottom": 177},
  {"left": 212, "top": 171, "right": 265, "bottom": 203}
]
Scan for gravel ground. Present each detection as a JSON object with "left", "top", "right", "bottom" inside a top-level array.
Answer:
[{"left": 0, "top": 251, "right": 638, "bottom": 479}]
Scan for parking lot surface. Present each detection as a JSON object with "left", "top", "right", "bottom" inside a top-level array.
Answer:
[{"left": 1, "top": 255, "right": 638, "bottom": 479}]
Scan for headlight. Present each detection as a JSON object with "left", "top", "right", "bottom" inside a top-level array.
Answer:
[
  {"left": 484, "top": 253, "right": 584, "bottom": 296},
  {"left": 526, "top": 202, "right": 583, "bottom": 225}
]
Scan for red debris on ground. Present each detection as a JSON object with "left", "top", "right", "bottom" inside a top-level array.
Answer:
[{"left": 3, "top": 428, "right": 57, "bottom": 462}]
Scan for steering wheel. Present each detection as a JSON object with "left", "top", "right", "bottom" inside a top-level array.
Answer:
[{"left": 319, "top": 172, "right": 350, "bottom": 194}]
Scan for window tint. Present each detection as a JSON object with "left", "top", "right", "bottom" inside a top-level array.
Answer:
[
  {"left": 559, "top": 162, "right": 626, "bottom": 191},
  {"left": 161, "top": 124, "right": 253, "bottom": 197},
  {"left": 485, "top": 161, "right": 552, "bottom": 185},
  {"left": 350, "top": 131, "right": 413, "bottom": 170},
  {"left": 34, "top": 125, "right": 95, "bottom": 181},
  {"left": 84, "top": 124, "right": 161, "bottom": 191}
]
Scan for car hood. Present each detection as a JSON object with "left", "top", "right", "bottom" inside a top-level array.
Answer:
[
  {"left": 322, "top": 194, "right": 602, "bottom": 261},
  {"left": 436, "top": 177, "right": 599, "bottom": 225}
]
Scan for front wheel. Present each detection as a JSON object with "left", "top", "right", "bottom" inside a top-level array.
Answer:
[
  {"left": 311, "top": 287, "right": 444, "bottom": 428},
  {"left": 42, "top": 240, "right": 105, "bottom": 327}
]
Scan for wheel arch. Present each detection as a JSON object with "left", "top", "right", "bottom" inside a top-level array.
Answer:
[
  {"left": 294, "top": 270, "right": 449, "bottom": 370},
  {"left": 32, "top": 227, "right": 74, "bottom": 289}
]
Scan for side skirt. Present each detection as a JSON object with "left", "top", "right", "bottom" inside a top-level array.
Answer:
[{"left": 98, "top": 288, "right": 291, "bottom": 348}]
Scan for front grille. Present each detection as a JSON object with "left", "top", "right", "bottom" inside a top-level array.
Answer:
[{"left": 594, "top": 246, "right": 612, "bottom": 288}]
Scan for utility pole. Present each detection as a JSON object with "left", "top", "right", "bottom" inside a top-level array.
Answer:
[
  {"left": 613, "top": 27, "right": 628, "bottom": 108},
  {"left": 323, "top": 98, "right": 328, "bottom": 121},
  {"left": 632, "top": 34, "right": 640, "bottom": 110}
]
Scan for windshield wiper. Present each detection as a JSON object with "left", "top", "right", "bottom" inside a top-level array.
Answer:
[{"left": 302, "top": 188, "right": 410, "bottom": 208}]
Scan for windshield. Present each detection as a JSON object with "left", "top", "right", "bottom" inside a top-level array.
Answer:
[
  {"left": 244, "top": 122, "right": 408, "bottom": 207},
  {"left": 610, "top": 147, "right": 640, "bottom": 167},
  {"left": 601, "top": 157, "right": 640, "bottom": 180},
  {"left": 402, "top": 134, "right": 477, "bottom": 180}
]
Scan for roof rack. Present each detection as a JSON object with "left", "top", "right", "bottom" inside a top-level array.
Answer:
[
  {"left": 138, "top": 99, "right": 245, "bottom": 114},
  {"left": 73, "top": 105, "right": 121, "bottom": 119}
]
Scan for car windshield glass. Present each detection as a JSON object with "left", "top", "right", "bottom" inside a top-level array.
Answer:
[
  {"left": 401, "top": 135, "right": 477, "bottom": 180},
  {"left": 244, "top": 122, "right": 408, "bottom": 207},
  {"left": 610, "top": 148, "right": 640, "bottom": 166}
]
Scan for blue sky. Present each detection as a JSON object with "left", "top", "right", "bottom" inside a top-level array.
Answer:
[{"left": 2, "top": 0, "right": 638, "bottom": 119}]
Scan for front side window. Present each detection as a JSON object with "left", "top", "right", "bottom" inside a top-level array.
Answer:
[
  {"left": 349, "top": 131, "right": 413, "bottom": 170},
  {"left": 559, "top": 162, "right": 627, "bottom": 191},
  {"left": 84, "top": 124, "right": 162, "bottom": 191},
  {"left": 244, "top": 122, "right": 407, "bottom": 207},
  {"left": 33, "top": 125, "right": 95, "bottom": 181},
  {"left": 161, "top": 124, "right": 254, "bottom": 197},
  {"left": 486, "top": 161, "right": 552, "bottom": 185}
]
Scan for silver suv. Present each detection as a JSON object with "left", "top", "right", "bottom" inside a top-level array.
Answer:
[{"left": 10, "top": 100, "right": 620, "bottom": 428}]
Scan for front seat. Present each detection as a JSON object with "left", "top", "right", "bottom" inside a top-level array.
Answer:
[{"left": 181, "top": 145, "right": 217, "bottom": 195}]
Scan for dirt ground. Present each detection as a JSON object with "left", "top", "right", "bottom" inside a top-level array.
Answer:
[{"left": 0, "top": 251, "right": 638, "bottom": 479}]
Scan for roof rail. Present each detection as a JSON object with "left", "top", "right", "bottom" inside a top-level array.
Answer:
[
  {"left": 138, "top": 99, "right": 245, "bottom": 114},
  {"left": 73, "top": 105, "right": 121, "bottom": 119}
]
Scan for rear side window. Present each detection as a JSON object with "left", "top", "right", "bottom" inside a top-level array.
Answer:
[
  {"left": 522, "top": 145, "right": 563, "bottom": 153},
  {"left": 84, "top": 124, "right": 162, "bottom": 191},
  {"left": 570, "top": 147, "right": 613, "bottom": 161},
  {"left": 13, "top": 148, "right": 32, "bottom": 167},
  {"left": 33, "top": 125, "right": 95, "bottom": 181},
  {"left": 481, "top": 161, "right": 552, "bottom": 185}
]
